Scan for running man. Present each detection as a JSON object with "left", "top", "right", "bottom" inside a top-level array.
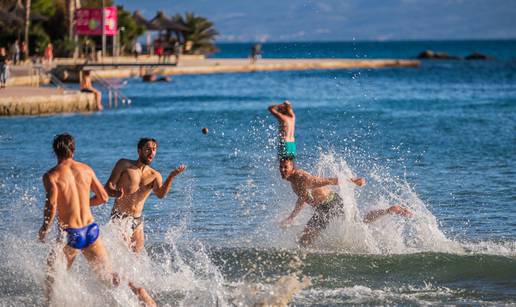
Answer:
[
  {"left": 268, "top": 100, "right": 296, "bottom": 159},
  {"left": 105, "top": 138, "right": 186, "bottom": 253},
  {"left": 38, "top": 134, "right": 155, "bottom": 306},
  {"left": 278, "top": 157, "right": 412, "bottom": 247}
]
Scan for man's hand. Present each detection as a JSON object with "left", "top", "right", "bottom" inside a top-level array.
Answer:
[
  {"left": 116, "top": 186, "right": 125, "bottom": 199},
  {"left": 38, "top": 226, "right": 48, "bottom": 243},
  {"left": 280, "top": 218, "right": 292, "bottom": 229},
  {"left": 350, "top": 177, "right": 366, "bottom": 187},
  {"left": 171, "top": 165, "right": 186, "bottom": 177}
]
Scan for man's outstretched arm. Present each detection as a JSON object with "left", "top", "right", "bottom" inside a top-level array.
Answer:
[
  {"left": 304, "top": 172, "right": 339, "bottom": 189},
  {"left": 39, "top": 174, "right": 57, "bottom": 242},
  {"left": 281, "top": 198, "right": 305, "bottom": 228},
  {"left": 153, "top": 165, "right": 186, "bottom": 199}
]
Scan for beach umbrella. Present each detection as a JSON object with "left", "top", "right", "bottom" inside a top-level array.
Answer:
[
  {"left": 133, "top": 10, "right": 158, "bottom": 31},
  {"left": 8, "top": 1, "right": 47, "bottom": 21},
  {"left": 0, "top": 8, "right": 23, "bottom": 24},
  {"left": 150, "top": 11, "right": 188, "bottom": 32}
]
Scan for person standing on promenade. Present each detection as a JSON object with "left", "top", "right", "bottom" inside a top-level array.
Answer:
[
  {"left": 105, "top": 138, "right": 186, "bottom": 254},
  {"left": 9, "top": 40, "right": 19, "bottom": 65},
  {"left": 269, "top": 100, "right": 297, "bottom": 160},
  {"left": 278, "top": 157, "right": 412, "bottom": 246},
  {"left": 80, "top": 70, "right": 103, "bottom": 111},
  {"left": 0, "top": 47, "right": 9, "bottom": 89},
  {"left": 44, "top": 43, "right": 53, "bottom": 66},
  {"left": 38, "top": 134, "right": 155, "bottom": 306},
  {"left": 132, "top": 41, "right": 142, "bottom": 59}
]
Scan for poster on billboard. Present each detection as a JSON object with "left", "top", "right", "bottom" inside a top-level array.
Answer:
[{"left": 76, "top": 7, "right": 117, "bottom": 36}]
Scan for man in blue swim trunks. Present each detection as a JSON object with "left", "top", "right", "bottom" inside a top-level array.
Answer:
[
  {"left": 269, "top": 100, "right": 296, "bottom": 159},
  {"left": 38, "top": 134, "right": 155, "bottom": 306}
]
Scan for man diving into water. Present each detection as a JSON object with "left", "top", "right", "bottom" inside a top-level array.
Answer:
[
  {"left": 269, "top": 100, "right": 296, "bottom": 159},
  {"left": 279, "top": 157, "right": 412, "bottom": 247},
  {"left": 105, "top": 138, "right": 185, "bottom": 253},
  {"left": 38, "top": 134, "right": 155, "bottom": 306}
]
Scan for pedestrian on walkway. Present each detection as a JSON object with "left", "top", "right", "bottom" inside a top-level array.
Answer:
[{"left": 0, "top": 47, "right": 9, "bottom": 89}]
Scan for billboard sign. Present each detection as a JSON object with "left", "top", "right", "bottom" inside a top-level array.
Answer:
[{"left": 76, "top": 7, "right": 117, "bottom": 36}]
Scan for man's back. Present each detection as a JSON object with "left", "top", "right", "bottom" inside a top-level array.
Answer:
[{"left": 46, "top": 160, "right": 95, "bottom": 229}]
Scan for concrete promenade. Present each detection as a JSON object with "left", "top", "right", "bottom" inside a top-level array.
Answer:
[
  {"left": 0, "top": 87, "right": 97, "bottom": 116},
  {"left": 0, "top": 56, "right": 419, "bottom": 116},
  {"left": 57, "top": 57, "right": 420, "bottom": 81}
]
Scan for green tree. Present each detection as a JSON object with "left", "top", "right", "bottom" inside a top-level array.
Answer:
[
  {"left": 116, "top": 5, "right": 145, "bottom": 54},
  {"left": 172, "top": 12, "right": 218, "bottom": 55}
]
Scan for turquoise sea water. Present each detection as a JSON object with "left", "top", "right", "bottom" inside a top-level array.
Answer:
[{"left": 0, "top": 41, "right": 515, "bottom": 305}]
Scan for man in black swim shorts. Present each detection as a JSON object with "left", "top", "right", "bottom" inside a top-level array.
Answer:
[{"left": 278, "top": 157, "right": 412, "bottom": 247}]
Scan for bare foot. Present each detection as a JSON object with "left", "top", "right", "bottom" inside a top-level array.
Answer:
[
  {"left": 387, "top": 205, "right": 412, "bottom": 217},
  {"left": 129, "top": 283, "right": 156, "bottom": 307}
]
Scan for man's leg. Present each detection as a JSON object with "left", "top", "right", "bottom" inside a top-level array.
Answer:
[
  {"left": 363, "top": 205, "right": 412, "bottom": 223},
  {"left": 82, "top": 237, "right": 155, "bottom": 306},
  {"left": 299, "top": 213, "right": 326, "bottom": 247},
  {"left": 93, "top": 89, "right": 103, "bottom": 110},
  {"left": 44, "top": 245, "right": 79, "bottom": 305},
  {"left": 131, "top": 225, "right": 145, "bottom": 254},
  {"left": 299, "top": 225, "right": 322, "bottom": 247}
]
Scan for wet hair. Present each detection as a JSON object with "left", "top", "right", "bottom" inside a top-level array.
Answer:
[
  {"left": 52, "top": 133, "right": 75, "bottom": 159},
  {"left": 279, "top": 156, "right": 295, "bottom": 165},
  {"left": 137, "top": 137, "right": 158, "bottom": 150},
  {"left": 83, "top": 70, "right": 91, "bottom": 76}
]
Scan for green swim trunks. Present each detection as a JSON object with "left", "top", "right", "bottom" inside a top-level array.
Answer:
[{"left": 278, "top": 141, "right": 296, "bottom": 159}]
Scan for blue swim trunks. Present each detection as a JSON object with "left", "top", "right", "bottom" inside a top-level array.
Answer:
[
  {"left": 278, "top": 141, "right": 296, "bottom": 159},
  {"left": 64, "top": 222, "right": 100, "bottom": 249}
]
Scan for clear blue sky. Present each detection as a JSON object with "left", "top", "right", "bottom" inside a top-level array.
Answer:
[{"left": 117, "top": 0, "right": 516, "bottom": 42}]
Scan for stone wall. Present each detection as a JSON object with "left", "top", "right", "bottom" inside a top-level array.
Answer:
[{"left": 0, "top": 92, "right": 97, "bottom": 116}]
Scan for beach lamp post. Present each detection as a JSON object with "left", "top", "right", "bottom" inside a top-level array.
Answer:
[{"left": 101, "top": 0, "right": 106, "bottom": 57}]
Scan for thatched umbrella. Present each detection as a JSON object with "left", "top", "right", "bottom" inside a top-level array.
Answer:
[
  {"left": 8, "top": 0, "right": 47, "bottom": 21},
  {"left": 133, "top": 10, "right": 158, "bottom": 30},
  {"left": 150, "top": 11, "right": 188, "bottom": 32},
  {"left": 0, "top": 8, "right": 23, "bottom": 24}
]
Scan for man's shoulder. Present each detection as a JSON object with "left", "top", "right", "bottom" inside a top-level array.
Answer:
[
  {"left": 112, "top": 158, "right": 134, "bottom": 170},
  {"left": 73, "top": 161, "right": 94, "bottom": 173}
]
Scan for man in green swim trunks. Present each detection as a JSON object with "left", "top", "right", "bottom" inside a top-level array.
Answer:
[
  {"left": 278, "top": 157, "right": 412, "bottom": 247},
  {"left": 269, "top": 100, "right": 296, "bottom": 159}
]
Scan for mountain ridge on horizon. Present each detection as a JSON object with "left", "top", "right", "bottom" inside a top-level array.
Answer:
[{"left": 117, "top": 0, "right": 516, "bottom": 42}]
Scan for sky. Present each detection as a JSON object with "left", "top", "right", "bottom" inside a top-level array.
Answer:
[{"left": 117, "top": 0, "right": 516, "bottom": 42}]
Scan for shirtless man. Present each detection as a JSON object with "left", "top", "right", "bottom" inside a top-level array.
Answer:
[
  {"left": 80, "top": 70, "right": 103, "bottom": 111},
  {"left": 105, "top": 138, "right": 186, "bottom": 253},
  {"left": 268, "top": 100, "right": 296, "bottom": 159},
  {"left": 278, "top": 157, "right": 412, "bottom": 247},
  {"left": 38, "top": 134, "right": 155, "bottom": 306}
]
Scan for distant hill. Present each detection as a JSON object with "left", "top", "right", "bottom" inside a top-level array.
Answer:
[{"left": 117, "top": 0, "right": 516, "bottom": 42}]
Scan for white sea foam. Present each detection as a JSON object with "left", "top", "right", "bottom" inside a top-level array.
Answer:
[{"left": 268, "top": 152, "right": 515, "bottom": 256}]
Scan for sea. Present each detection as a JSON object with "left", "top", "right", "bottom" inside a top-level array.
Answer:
[{"left": 0, "top": 40, "right": 515, "bottom": 306}]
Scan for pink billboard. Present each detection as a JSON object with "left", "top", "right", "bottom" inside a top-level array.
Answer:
[{"left": 75, "top": 7, "right": 117, "bottom": 36}]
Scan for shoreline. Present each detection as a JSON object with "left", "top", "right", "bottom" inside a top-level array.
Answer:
[{"left": 0, "top": 57, "right": 418, "bottom": 116}]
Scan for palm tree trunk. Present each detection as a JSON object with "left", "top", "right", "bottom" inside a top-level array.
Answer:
[
  {"left": 24, "top": 0, "right": 30, "bottom": 57},
  {"left": 67, "top": 0, "right": 74, "bottom": 39}
]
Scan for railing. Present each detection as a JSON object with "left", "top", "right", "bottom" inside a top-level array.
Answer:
[
  {"left": 90, "top": 71, "right": 130, "bottom": 108},
  {"left": 31, "top": 64, "right": 69, "bottom": 90}
]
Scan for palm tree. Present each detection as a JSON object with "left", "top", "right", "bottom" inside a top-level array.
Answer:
[
  {"left": 24, "top": 0, "right": 30, "bottom": 52},
  {"left": 172, "top": 12, "right": 218, "bottom": 55}
]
